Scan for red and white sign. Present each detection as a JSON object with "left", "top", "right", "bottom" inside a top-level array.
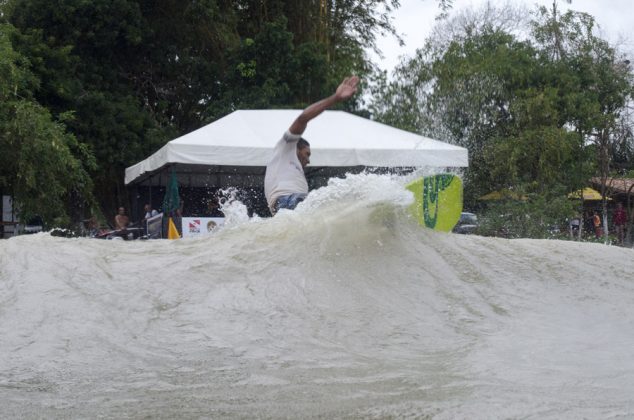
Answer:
[{"left": 182, "top": 217, "right": 225, "bottom": 238}]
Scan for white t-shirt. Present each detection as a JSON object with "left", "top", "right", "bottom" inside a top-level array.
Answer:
[
  {"left": 264, "top": 131, "right": 308, "bottom": 210},
  {"left": 144, "top": 209, "right": 158, "bottom": 219}
]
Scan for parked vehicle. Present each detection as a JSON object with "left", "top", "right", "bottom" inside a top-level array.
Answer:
[
  {"left": 23, "top": 216, "right": 43, "bottom": 234},
  {"left": 453, "top": 212, "right": 478, "bottom": 234}
]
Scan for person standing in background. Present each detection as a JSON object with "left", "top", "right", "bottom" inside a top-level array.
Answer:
[
  {"left": 613, "top": 202, "right": 627, "bottom": 245},
  {"left": 143, "top": 203, "right": 158, "bottom": 220},
  {"left": 593, "top": 211, "right": 603, "bottom": 239}
]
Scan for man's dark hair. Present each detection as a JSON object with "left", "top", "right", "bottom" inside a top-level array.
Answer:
[{"left": 298, "top": 137, "right": 310, "bottom": 149}]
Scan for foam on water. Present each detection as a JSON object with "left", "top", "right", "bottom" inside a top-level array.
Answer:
[{"left": 1, "top": 173, "right": 634, "bottom": 418}]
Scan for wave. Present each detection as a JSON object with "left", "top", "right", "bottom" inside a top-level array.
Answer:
[{"left": 1, "top": 173, "right": 634, "bottom": 418}]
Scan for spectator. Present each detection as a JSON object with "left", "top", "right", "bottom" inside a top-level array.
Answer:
[
  {"left": 613, "top": 202, "right": 627, "bottom": 245},
  {"left": 569, "top": 216, "right": 581, "bottom": 239},
  {"left": 114, "top": 207, "right": 129, "bottom": 230},
  {"left": 143, "top": 203, "right": 158, "bottom": 220},
  {"left": 593, "top": 211, "right": 602, "bottom": 239},
  {"left": 85, "top": 216, "right": 105, "bottom": 237}
]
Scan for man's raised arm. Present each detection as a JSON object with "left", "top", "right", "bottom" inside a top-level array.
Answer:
[{"left": 288, "top": 76, "right": 360, "bottom": 135}]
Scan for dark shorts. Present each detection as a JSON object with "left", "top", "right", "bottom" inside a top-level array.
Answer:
[{"left": 274, "top": 193, "right": 307, "bottom": 213}]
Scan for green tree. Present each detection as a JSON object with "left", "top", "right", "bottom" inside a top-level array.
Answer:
[
  {"left": 532, "top": 3, "right": 633, "bottom": 238},
  {"left": 3, "top": 0, "right": 404, "bottom": 224},
  {"left": 4, "top": 0, "right": 170, "bottom": 216},
  {"left": 209, "top": 2, "right": 388, "bottom": 118},
  {"left": 0, "top": 23, "right": 95, "bottom": 227},
  {"left": 370, "top": 2, "right": 632, "bottom": 238},
  {"left": 206, "top": 17, "right": 333, "bottom": 120},
  {"left": 476, "top": 192, "right": 576, "bottom": 239}
]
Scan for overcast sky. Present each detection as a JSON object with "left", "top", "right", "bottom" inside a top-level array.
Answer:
[{"left": 372, "top": 0, "right": 634, "bottom": 72}]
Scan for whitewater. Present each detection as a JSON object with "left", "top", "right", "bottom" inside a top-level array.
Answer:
[{"left": 1, "top": 173, "right": 634, "bottom": 419}]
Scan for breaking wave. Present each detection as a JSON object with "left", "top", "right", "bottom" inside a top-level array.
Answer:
[{"left": 1, "top": 172, "right": 634, "bottom": 418}]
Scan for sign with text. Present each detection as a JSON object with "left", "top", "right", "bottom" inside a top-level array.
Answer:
[{"left": 182, "top": 217, "right": 225, "bottom": 238}]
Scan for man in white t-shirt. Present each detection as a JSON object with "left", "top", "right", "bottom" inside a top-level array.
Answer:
[
  {"left": 143, "top": 203, "right": 158, "bottom": 220},
  {"left": 264, "top": 76, "right": 360, "bottom": 215}
]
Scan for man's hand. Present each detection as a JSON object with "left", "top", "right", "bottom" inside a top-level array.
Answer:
[
  {"left": 335, "top": 76, "right": 359, "bottom": 101},
  {"left": 289, "top": 75, "right": 361, "bottom": 135}
]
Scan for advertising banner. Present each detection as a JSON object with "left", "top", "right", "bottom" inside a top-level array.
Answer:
[{"left": 182, "top": 217, "right": 225, "bottom": 238}]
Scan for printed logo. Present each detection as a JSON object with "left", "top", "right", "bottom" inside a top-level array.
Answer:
[
  {"left": 423, "top": 175, "right": 455, "bottom": 229},
  {"left": 188, "top": 219, "right": 201, "bottom": 233}
]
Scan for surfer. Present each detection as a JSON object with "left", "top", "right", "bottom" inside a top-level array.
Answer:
[{"left": 264, "top": 76, "right": 360, "bottom": 215}]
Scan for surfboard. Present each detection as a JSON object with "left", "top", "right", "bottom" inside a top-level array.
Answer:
[{"left": 406, "top": 174, "right": 463, "bottom": 232}]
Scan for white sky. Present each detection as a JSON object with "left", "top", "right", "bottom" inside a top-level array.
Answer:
[{"left": 373, "top": 0, "right": 634, "bottom": 72}]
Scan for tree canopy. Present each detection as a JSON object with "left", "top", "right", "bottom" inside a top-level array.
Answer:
[
  {"left": 1, "top": 0, "right": 399, "bottom": 226},
  {"left": 369, "top": 2, "right": 633, "bottom": 238},
  {"left": 0, "top": 23, "right": 95, "bottom": 226}
]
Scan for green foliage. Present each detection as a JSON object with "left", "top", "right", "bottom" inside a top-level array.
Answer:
[
  {"left": 1, "top": 101, "right": 95, "bottom": 226},
  {"left": 371, "top": 3, "right": 633, "bottom": 238},
  {"left": 68, "top": 91, "right": 166, "bottom": 213},
  {"left": 2, "top": 0, "right": 393, "bottom": 225},
  {"left": 477, "top": 189, "right": 577, "bottom": 239},
  {"left": 205, "top": 14, "right": 370, "bottom": 120},
  {"left": 1, "top": 23, "right": 95, "bottom": 226},
  {"left": 487, "top": 127, "right": 581, "bottom": 191},
  {"left": 0, "top": 23, "right": 38, "bottom": 96}
]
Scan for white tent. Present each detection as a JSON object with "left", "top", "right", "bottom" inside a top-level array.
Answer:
[{"left": 125, "top": 110, "right": 468, "bottom": 187}]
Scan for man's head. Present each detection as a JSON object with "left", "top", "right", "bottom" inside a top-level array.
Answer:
[
  {"left": 143, "top": 204, "right": 151, "bottom": 212},
  {"left": 118, "top": 207, "right": 126, "bottom": 215},
  {"left": 297, "top": 138, "right": 311, "bottom": 168}
]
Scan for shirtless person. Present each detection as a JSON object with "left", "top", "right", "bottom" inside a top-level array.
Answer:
[
  {"left": 264, "top": 76, "right": 360, "bottom": 215},
  {"left": 114, "top": 207, "right": 129, "bottom": 230}
]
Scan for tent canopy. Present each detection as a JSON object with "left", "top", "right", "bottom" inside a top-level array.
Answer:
[
  {"left": 478, "top": 189, "right": 528, "bottom": 201},
  {"left": 125, "top": 110, "right": 468, "bottom": 186},
  {"left": 590, "top": 177, "right": 634, "bottom": 196},
  {"left": 567, "top": 187, "right": 611, "bottom": 201}
]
